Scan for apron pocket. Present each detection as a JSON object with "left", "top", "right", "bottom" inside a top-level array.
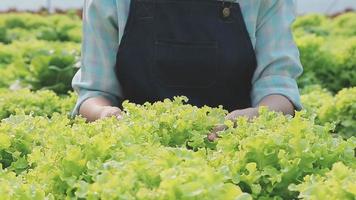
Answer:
[{"left": 153, "top": 39, "right": 218, "bottom": 88}]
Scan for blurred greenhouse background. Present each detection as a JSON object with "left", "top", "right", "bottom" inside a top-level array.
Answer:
[{"left": 0, "top": 0, "right": 356, "bottom": 15}]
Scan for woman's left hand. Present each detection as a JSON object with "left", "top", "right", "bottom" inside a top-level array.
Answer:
[
  {"left": 207, "top": 107, "right": 259, "bottom": 141},
  {"left": 207, "top": 95, "right": 296, "bottom": 141},
  {"left": 225, "top": 107, "right": 259, "bottom": 122}
]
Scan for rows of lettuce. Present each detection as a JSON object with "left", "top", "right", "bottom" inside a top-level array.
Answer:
[
  {"left": 1, "top": 86, "right": 354, "bottom": 139},
  {"left": 0, "top": 13, "right": 355, "bottom": 95},
  {"left": 0, "top": 13, "right": 81, "bottom": 94},
  {"left": 293, "top": 13, "right": 356, "bottom": 92},
  {"left": 0, "top": 13, "right": 355, "bottom": 200},
  {"left": 0, "top": 93, "right": 355, "bottom": 200},
  {"left": 0, "top": 12, "right": 81, "bottom": 44}
]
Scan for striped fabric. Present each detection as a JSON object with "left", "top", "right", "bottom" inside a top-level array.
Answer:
[{"left": 71, "top": 0, "right": 303, "bottom": 117}]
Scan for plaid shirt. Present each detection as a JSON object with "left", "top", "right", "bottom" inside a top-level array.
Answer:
[{"left": 71, "top": 0, "right": 303, "bottom": 117}]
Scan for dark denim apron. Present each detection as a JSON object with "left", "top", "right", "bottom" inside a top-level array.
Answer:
[{"left": 115, "top": 0, "right": 257, "bottom": 112}]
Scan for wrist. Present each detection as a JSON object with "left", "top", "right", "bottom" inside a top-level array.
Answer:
[{"left": 248, "top": 107, "right": 259, "bottom": 117}]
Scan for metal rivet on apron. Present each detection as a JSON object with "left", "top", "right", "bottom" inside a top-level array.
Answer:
[
  {"left": 222, "top": 1, "right": 233, "bottom": 18},
  {"left": 222, "top": 7, "right": 231, "bottom": 18}
]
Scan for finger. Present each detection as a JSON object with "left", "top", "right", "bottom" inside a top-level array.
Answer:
[
  {"left": 207, "top": 124, "right": 226, "bottom": 142},
  {"left": 107, "top": 107, "right": 121, "bottom": 115},
  {"left": 207, "top": 132, "right": 219, "bottom": 142},
  {"left": 226, "top": 110, "right": 239, "bottom": 121},
  {"left": 212, "top": 124, "right": 227, "bottom": 133},
  {"left": 101, "top": 108, "right": 121, "bottom": 119},
  {"left": 226, "top": 111, "right": 243, "bottom": 127},
  {"left": 110, "top": 108, "right": 123, "bottom": 120},
  {"left": 110, "top": 110, "right": 122, "bottom": 117},
  {"left": 116, "top": 114, "right": 123, "bottom": 120}
]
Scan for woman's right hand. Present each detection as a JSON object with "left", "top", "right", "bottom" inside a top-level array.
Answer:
[
  {"left": 79, "top": 97, "right": 123, "bottom": 122},
  {"left": 98, "top": 106, "right": 123, "bottom": 120}
]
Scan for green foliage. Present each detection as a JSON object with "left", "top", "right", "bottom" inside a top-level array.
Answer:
[
  {"left": 319, "top": 87, "right": 356, "bottom": 139},
  {"left": 0, "top": 40, "right": 80, "bottom": 94},
  {"left": 0, "top": 27, "right": 10, "bottom": 44},
  {"left": 0, "top": 98, "right": 253, "bottom": 200},
  {"left": 331, "top": 13, "right": 356, "bottom": 37},
  {"left": 289, "top": 162, "right": 356, "bottom": 200},
  {"left": 74, "top": 146, "right": 249, "bottom": 200},
  {"left": 207, "top": 108, "right": 355, "bottom": 199},
  {"left": 0, "top": 97, "right": 355, "bottom": 199},
  {"left": 295, "top": 35, "right": 332, "bottom": 88},
  {"left": 0, "top": 168, "right": 46, "bottom": 200},
  {"left": 0, "top": 89, "right": 76, "bottom": 120},
  {"left": 0, "top": 14, "right": 81, "bottom": 93},
  {"left": 293, "top": 13, "right": 356, "bottom": 92},
  {"left": 295, "top": 35, "right": 356, "bottom": 92},
  {"left": 301, "top": 86, "right": 356, "bottom": 139},
  {"left": 0, "top": 13, "right": 82, "bottom": 43},
  {"left": 293, "top": 12, "right": 356, "bottom": 37},
  {"left": 300, "top": 85, "right": 334, "bottom": 115},
  {"left": 121, "top": 97, "right": 227, "bottom": 149},
  {"left": 0, "top": 46, "right": 14, "bottom": 67},
  {"left": 25, "top": 48, "right": 79, "bottom": 93},
  {"left": 292, "top": 14, "right": 330, "bottom": 37}
]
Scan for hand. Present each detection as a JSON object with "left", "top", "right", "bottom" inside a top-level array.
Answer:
[
  {"left": 207, "top": 107, "right": 259, "bottom": 141},
  {"left": 225, "top": 107, "right": 259, "bottom": 122},
  {"left": 98, "top": 106, "right": 123, "bottom": 120},
  {"left": 207, "top": 124, "right": 225, "bottom": 141}
]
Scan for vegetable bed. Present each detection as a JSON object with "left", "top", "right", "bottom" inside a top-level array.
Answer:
[{"left": 0, "top": 12, "right": 355, "bottom": 200}]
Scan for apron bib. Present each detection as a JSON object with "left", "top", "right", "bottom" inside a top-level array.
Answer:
[{"left": 115, "top": 0, "right": 257, "bottom": 111}]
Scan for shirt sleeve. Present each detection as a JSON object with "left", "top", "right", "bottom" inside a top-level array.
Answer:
[
  {"left": 71, "top": 0, "right": 123, "bottom": 117},
  {"left": 251, "top": 0, "right": 303, "bottom": 111}
]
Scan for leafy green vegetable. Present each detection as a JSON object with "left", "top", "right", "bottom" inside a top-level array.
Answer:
[
  {"left": 207, "top": 108, "right": 355, "bottom": 199},
  {"left": 293, "top": 13, "right": 356, "bottom": 92},
  {"left": 0, "top": 89, "right": 76, "bottom": 119},
  {"left": 290, "top": 162, "right": 356, "bottom": 200},
  {"left": 0, "top": 97, "right": 354, "bottom": 199},
  {"left": 302, "top": 86, "right": 356, "bottom": 138}
]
